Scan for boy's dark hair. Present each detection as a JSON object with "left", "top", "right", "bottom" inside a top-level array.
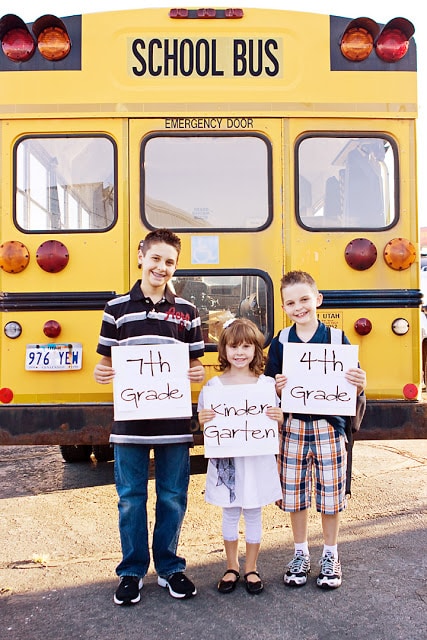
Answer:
[
  {"left": 139, "top": 228, "right": 181, "bottom": 257},
  {"left": 217, "top": 318, "right": 265, "bottom": 376},
  {"left": 280, "top": 270, "right": 318, "bottom": 292}
]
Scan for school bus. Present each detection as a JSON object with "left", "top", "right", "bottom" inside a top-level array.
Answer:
[{"left": 0, "top": 7, "right": 425, "bottom": 462}]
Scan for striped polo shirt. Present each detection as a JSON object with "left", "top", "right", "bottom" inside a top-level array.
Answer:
[{"left": 97, "top": 280, "right": 205, "bottom": 445}]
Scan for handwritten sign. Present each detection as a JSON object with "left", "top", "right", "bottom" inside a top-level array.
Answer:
[
  {"left": 112, "top": 343, "right": 191, "bottom": 421},
  {"left": 281, "top": 343, "right": 358, "bottom": 416},
  {"left": 202, "top": 384, "right": 279, "bottom": 458}
]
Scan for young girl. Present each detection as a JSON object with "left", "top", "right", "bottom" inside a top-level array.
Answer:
[{"left": 198, "top": 318, "right": 283, "bottom": 595}]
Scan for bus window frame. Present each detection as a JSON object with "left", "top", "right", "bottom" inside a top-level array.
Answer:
[
  {"left": 13, "top": 133, "right": 118, "bottom": 234},
  {"left": 140, "top": 131, "right": 274, "bottom": 233},
  {"left": 172, "top": 268, "right": 275, "bottom": 351},
  {"left": 294, "top": 131, "right": 400, "bottom": 232}
]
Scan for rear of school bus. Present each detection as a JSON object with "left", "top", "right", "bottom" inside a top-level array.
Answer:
[{"left": 0, "top": 8, "right": 425, "bottom": 461}]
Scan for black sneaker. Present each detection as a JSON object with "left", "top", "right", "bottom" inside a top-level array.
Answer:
[
  {"left": 114, "top": 575, "right": 143, "bottom": 605},
  {"left": 316, "top": 552, "right": 342, "bottom": 589},
  {"left": 158, "top": 572, "right": 197, "bottom": 599},
  {"left": 284, "top": 552, "right": 311, "bottom": 587}
]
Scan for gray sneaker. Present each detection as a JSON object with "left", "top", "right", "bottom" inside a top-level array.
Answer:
[
  {"left": 316, "top": 552, "right": 342, "bottom": 589},
  {"left": 284, "top": 552, "right": 311, "bottom": 587}
]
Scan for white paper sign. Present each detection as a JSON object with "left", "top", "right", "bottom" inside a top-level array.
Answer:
[
  {"left": 112, "top": 343, "right": 191, "bottom": 421},
  {"left": 202, "top": 383, "right": 279, "bottom": 458},
  {"left": 281, "top": 343, "right": 359, "bottom": 416}
]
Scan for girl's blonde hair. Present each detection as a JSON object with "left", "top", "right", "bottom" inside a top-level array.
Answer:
[{"left": 217, "top": 318, "right": 265, "bottom": 376}]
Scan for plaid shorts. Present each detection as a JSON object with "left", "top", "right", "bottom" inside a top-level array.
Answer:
[{"left": 276, "top": 418, "right": 347, "bottom": 515}]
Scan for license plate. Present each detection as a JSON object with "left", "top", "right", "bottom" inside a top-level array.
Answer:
[{"left": 25, "top": 343, "right": 83, "bottom": 371}]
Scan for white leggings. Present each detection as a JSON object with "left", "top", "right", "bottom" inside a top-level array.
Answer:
[{"left": 222, "top": 506, "right": 262, "bottom": 544}]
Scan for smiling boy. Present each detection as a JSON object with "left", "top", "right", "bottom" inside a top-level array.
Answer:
[
  {"left": 94, "top": 229, "right": 205, "bottom": 605},
  {"left": 265, "top": 270, "right": 366, "bottom": 590}
]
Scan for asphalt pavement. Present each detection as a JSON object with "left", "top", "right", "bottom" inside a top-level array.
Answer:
[{"left": 0, "top": 440, "right": 426, "bottom": 640}]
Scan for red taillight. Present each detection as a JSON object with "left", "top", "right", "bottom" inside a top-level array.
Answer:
[
  {"left": 0, "top": 14, "right": 35, "bottom": 62},
  {"left": 36, "top": 240, "right": 69, "bottom": 273},
  {"left": 344, "top": 238, "right": 377, "bottom": 271},
  {"left": 225, "top": 8, "right": 244, "bottom": 18},
  {"left": 32, "top": 15, "right": 71, "bottom": 61},
  {"left": 354, "top": 318, "right": 372, "bottom": 336},
  {"left": 169, "top": 7, "right": 244, "bottom": 19},
  {"left": 169, "top": 8, "right": 189, "bottom": 18},
  {"left": 43, "top": 320, "right": 62, "bottom": 338},
  {"left": 0, "top": 387, "right": 14, "bottom": 404},
  {"left": 375, "top": 18, "right": 414, "bottom": 62},
  {"left": 197, "top": 8, "right": 216, "bottom": 18},
  {"left": 403, "top": 383, "right": 418, "bottom": 400}
]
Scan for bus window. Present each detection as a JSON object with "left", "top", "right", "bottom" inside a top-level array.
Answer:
[
  {"left": 172, "top": 272, "right": 271, "bottom": 348},
  {"left": 142, "top": 134, "right": 272, "bottom": 230},
  {"left": 297, "top": 135, "right": 397, "bottom": 230},
  {"left": 15, "top": 136, "right": 116, "bottom": 232}
]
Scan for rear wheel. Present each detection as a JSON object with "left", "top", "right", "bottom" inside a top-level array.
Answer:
[
  {"left": 59, "top": 445, "right": 93, "bottom": 463},
  {"left": 92, "top": 445, "right": 114, "bottom": 462}
]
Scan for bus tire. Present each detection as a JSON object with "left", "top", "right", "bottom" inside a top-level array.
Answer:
[
  {"left": 92, "top": 445, "right": 114, "bottom": 462},
  {"left": 59, "top": 445, "right": 93, "bottom": 463}
]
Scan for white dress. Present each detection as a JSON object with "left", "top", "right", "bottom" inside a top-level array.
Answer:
[{"left": 198, "top": 375, "right": 282, "bottom": 509}]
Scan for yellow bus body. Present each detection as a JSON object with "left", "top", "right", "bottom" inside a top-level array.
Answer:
[{"left": 0, "top": 8, "right": 425, "bottom": 451}]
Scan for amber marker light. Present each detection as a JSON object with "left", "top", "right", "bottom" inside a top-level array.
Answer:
[
  {"left": 383, "top": 238, "right": 416, "bottom": 270},
  {"left": 0, "top": 240, "right": 30, "bottom": 273},
  {"left": 340, "top": 17, "right": 380, "bottom": 61},
  {"left": 43, "top": 320, "right": 61, "bottom": 338},
  {"left": 32, "top": 15, "right": 71, "bottom": 61}
]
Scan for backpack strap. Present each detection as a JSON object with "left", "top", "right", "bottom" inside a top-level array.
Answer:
[
  {"left": 329, "top": 326, "right": 345, "bottom": 344},
  {"left": 278, "top": 327, "right": 291, "bottom": 344}
]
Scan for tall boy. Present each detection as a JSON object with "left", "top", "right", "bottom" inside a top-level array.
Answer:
[
  {"left": 94, "top": 229, "right": 205, "bottom": 605},
  {"left": 265, "top": 270, "right": 366, "bottom": 589}
]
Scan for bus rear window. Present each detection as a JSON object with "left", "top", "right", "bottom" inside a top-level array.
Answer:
[
  {"left": 297, "top": 135, "right": 397, "bottom": 230},
  {"left": 15, "top": 136, "right": 116, "bottom": 232},
  {"left": 172, "top": 272, "right": 272, "bottom": 348},
  {"left": 142, "top": 134, "right": 272, "bottom": 231}
]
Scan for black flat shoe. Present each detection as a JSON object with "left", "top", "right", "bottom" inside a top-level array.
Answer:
[
  {"left": 217, "top": 569, "right": 240, "bottom": 594},
  {"left": 244, "top": 571, "right": 264, "bottom": 595}
]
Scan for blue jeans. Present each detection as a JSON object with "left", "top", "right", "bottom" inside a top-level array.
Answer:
[{"left": 114, "top": 443, "right": 190, "bottom": 579}]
